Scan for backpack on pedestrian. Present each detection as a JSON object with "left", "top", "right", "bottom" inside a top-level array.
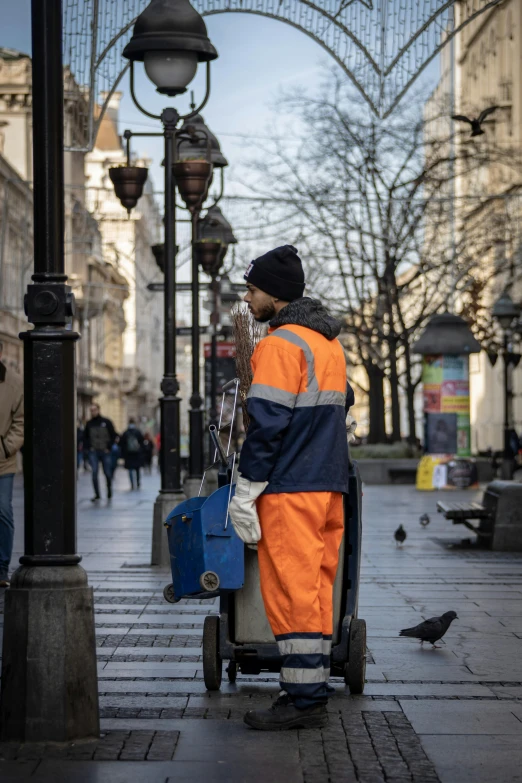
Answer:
[{"left": 127, "top": 433, "right": 141, "bottom": 453}]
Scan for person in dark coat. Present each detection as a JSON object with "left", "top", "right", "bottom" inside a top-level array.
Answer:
[
  {"left": 120, "top": 418, "right": 145, "bottom": 490},
  {"left": 142, "top": 433, "right": 154, "bottom": 474},
  {"left": 84, "top": 403, "right": 117, "bottom": 502}
]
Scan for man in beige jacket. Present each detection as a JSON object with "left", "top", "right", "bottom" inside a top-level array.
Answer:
[{"left": 0, "top": 341, "right": 23, "bottom": 587}]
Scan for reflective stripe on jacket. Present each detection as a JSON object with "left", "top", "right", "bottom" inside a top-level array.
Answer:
[{"left": 239, "top": 324, "right": 349, "bottom": 494}]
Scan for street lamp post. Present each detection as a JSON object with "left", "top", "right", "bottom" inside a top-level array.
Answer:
[
  {"left": 119, "top": 0, "right": 218, "bottom": 562},
  {"left": 196, "top": 207, "right": 237, "bottom": 461},
  {"left": 0, "top": 0, "right": 99, "bottom": 741},
  {"left": 493, "top": 290, "right": 521, "bottom": 480},
  {"left": 174, "top": 116, "right": 228, "bottom": 488}
]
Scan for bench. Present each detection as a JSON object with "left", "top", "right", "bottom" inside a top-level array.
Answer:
[
  {"left": 437, "top": 483, "right": 522, "bottom": 550},
  {"left": 437, "top": 501, "right": 493, "bottom": 540}
]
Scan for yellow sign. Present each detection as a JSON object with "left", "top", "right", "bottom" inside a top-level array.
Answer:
[
  {"left": 441, "top": 396, "right": 470, "bottom": 413},
  {"left": 416, "top": 455, "right": 440, "bottom": 491}
]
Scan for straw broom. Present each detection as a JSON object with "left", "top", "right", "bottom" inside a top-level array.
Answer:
[{"left": 231, "top": 305, "right": 263, "bottom": 431}]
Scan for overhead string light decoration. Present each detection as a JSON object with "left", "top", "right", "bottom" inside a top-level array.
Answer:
[{"left": 63, "top": 0, "right": 504, "bottom": 151}]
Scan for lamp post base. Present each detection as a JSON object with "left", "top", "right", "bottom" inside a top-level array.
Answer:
[
  {"left": 0, "top": 565, "right": 99, "bottom": 742},
  {"left": 151, "top": 490, "right": 186, "bottom": 567}
]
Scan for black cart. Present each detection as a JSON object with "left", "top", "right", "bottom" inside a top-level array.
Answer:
[{"left": 202, "top": 455, "right": 366, "bottom": 694}]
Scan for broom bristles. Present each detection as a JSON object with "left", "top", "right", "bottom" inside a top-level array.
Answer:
[{"left": 231, "top": 305, "right": 263, "bottom": 431}]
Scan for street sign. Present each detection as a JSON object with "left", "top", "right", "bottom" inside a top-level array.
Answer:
[{"left": 176, "top": 326, "right": 210, "bottom": 336}]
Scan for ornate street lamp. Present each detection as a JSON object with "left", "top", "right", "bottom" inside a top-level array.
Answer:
[
  {"left": 120, "top": 0, "right": 218, "bottom": 563},
  {"left": 122, "top": 0, "right": 217, "bottom": 96},
  {"left": 493, "top": 290, "right": 520, "bottom": 332},
  {"left": 110, "top": 130, "right": 149, "bottom": 216},
  {"left": 173, "top": 116, "right": 229, "bottom": 482},
  {"left": 178, "top": 114, "right": 228, "bottom": 168},
  {"left": 493, "top": 290, "right": 521, "bottom": 480},
  {"left": 195, "top": 205, "right": 237, "bottom": 276}
]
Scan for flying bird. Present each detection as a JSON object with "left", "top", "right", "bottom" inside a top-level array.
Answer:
[
  {"left": 452, "top": 106, "right": 498, "bottom": 136},
  {"left": 399, "top": 611, "right": 458, "bottom": 648},
  {"left": 419, "top": 513, "right": 430, "bottom": 528},
  {"left": 394, "top": 524, "right": 407, "bottom": 547}
]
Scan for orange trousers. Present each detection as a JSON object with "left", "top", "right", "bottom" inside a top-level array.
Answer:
[{"left": 256, "top": 491, "right": 344, "bottom": 706}]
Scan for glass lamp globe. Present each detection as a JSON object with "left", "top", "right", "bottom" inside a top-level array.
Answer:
[{"left": 144, "top": 51, "right": 198, "bottom": 95}]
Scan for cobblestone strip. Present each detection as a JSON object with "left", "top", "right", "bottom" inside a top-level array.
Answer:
[
  {"left": 296, "top": 710, "right": 440, "bottom": 783},
  {"left": 383, "top": 712, "right": 440, "bottom": 782},
  {"left": 0, "top": 731, "right": 180, "bottom": 762}
]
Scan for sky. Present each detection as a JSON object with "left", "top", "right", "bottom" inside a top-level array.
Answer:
[
  {"left": 0, "top": 0, "right": 441, "bottom": 289},
  {"left": 0, "top": 0, "right": 441, "bottom": 186},
  {"left": 0, "top": 0, "right": 330, "bottom": 191}
]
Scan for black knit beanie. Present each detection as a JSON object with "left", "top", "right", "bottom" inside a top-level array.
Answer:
[{"left": 243, "top": 245, "right": 305, "bottom": 301}]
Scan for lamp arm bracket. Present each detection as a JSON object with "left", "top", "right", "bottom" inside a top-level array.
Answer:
[{"left": 130, "top": 61, "right": 162, "bottom": 121}]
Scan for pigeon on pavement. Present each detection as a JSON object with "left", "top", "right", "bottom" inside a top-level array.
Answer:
[
  {"left": 399, "top": 611, "right": 458, "bottom": 648},
  {"left": 419, "top": 513, "right": 430, "bottom": 527},
  {"left": 394, "top": 524, "right": 407, "bottom": 546}
]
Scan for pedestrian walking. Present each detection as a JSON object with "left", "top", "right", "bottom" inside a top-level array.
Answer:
[
  {"left": 0, "top": 341, "right": 24, "bottom": 588},
  {"left": 120, "top": 419, "right": 145, "bottom": 490},
  {"left": 142, "top": 433, "right": 154, "bottom": 474},
  {"left": 84, "top": 403, "right": 117, "bottom": 502},
  {"left": 229, "top": 245, "right": 354, "bottom": 731}
]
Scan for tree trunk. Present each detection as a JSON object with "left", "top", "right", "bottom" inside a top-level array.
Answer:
[
  {"left": 366, "top": 362, "right": 386, "bottom": 444},
  {"left": 387, "top": 337, "right": 401, "bottom": 442},
  {"left": 402, "top": 341, "right": 418, "bottom": 444}
]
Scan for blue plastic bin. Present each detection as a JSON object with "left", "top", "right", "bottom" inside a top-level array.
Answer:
[{"left": 164, "top": 484, "right": 244, "bottom": 600}]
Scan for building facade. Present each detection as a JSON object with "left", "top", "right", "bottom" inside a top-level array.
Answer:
[
  {"left": 85, "top": 92, "right": 164, "bottom": 428},
  {"left": 0, "top": 48, "right": 163, "bottom": 434},
  {"left": 422, "top": 0, "right": 522, "bottom": 454}
]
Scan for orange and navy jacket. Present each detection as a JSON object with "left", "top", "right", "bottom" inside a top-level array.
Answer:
[{"left": 239, "top": 298, "right": 352, "bottom": 494}]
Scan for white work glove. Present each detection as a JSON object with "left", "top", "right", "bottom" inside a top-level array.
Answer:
[
  {"left": 229, "top": 474, "right": 268, "bottom": 547},
  {"left": 346, "top": 414, "right": 358, "bottom": 443}
]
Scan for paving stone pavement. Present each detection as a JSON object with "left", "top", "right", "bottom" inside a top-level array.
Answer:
[{"left": 1, "top": 468, "right": 522, "bottom": 781}]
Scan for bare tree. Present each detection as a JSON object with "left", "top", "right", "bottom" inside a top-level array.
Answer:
[{"left": 234, "top": 73, "right": 520, "bottom": 442}]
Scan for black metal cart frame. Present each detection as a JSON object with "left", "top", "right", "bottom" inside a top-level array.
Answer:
[{"left": 202, "top": 457, "right": 367, "bottom": 693}]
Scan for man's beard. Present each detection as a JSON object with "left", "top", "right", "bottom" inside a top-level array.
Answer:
[{"left": 253, "top": 302, "right": 277, "bottom": 323}]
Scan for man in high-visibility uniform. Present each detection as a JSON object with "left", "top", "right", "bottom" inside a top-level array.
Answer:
[{"left": 229, "top": 245, "right": 353, "bottom": 731}]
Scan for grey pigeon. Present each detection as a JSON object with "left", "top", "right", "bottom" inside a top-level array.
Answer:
[
  {"left": 399, "top": 611, "right": 458, "bottom": 648},
  {"left": 452, "top": 106, "right": 498, "bottom": 136},
  {"left": 394, "top": 524, "right": 406, "bottom": 546},
  {"left": 419, "top": 513, "right": 430, "bottom": 527}
]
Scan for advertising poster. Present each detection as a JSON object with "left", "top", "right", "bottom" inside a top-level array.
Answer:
[
  {"left": 423, "top": 354, "right": 472, "bottom": 458},
  {"left": 443, "top": 355, "right": 468, "bottom": 381},
  {"left": 426, "top": 412, "right": 457, "bottom": 454},
  {"left": 422, "top": 355, "right": 443, "bottom": 385},
  {"left": 457, "top": 414, "right": 471, "bottom": 457},
  {"left": 423, "top": 384, "right": 441, "bottom": 413},
  {"left": 418, "top": 353, "right": 474, "bottom": 488}
]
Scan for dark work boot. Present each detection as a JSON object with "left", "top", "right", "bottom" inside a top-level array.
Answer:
[{"left": 244, "top": 693, "right": 328, "bottom": 731}]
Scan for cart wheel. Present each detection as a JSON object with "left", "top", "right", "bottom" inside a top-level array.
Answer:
[
  {"left": 226, "top": 661, "right": 238, "bottom": 684},
  {"left": 163, "top": 583, "right": 179, "bottom": 604},
  {"left": 203, "top": 615, "right": 222, "bottom": 691},
  {"left": 344, "top": 618, "right": 367, "bottom": 694},
  {"left": 200, "top": 571, "right": 220, "bottom": 592}
]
